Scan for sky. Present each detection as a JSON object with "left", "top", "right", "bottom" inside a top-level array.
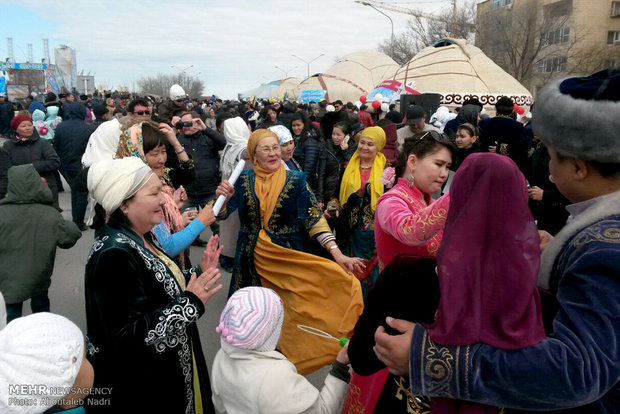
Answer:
[{"left": 0, "top": 0, "right": 459, "bottom": 98}]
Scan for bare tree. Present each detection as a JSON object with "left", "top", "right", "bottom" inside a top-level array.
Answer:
[
  {"left": 476, "top": 0, "right": 597, "bottom": 89},
  {"left": 378, "top": 32, "right": 418, "bottom": 66},
  {"left": 377, "top": 1, "right": 477, "bottom": 64},
  {"left": 137, "top": 73, "right": 204, "bottom": 98}
]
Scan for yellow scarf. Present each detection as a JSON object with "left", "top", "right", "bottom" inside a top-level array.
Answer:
[
  {"left": 339, "top": 126, "right": 387, "bottom": 211},
  {"left": 254, "top": 164, "right": 286, "bottom": 227}
]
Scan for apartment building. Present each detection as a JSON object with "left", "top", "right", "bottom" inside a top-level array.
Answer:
[{"left": 476, "top": 0, "right": 620, "bottom": 94}]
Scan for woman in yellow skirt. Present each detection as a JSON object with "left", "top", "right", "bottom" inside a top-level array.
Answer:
[{"left": 216, "top": 129, "right": 364, "bottom": 374}]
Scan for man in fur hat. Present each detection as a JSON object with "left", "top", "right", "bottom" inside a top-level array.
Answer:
[{"left": 373, "top": 69, "right": 620, "bottom": 413}]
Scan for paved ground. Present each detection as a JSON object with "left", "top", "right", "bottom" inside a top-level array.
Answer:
[{"left": 22, "top": 184, "right": 329, "bottom": 387}]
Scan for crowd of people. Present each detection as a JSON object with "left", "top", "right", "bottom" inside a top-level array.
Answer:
[{"left": 0, "top": 68, "right": 618, "bottom": 414}]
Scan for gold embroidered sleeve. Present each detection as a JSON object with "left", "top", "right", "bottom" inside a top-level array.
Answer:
[{"left": 309, "top": 216, "right": 331, "bottom": 237}]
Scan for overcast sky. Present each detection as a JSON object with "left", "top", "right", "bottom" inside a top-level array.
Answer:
[{"left": 1, "top": 0, "right": 460, "bottom": 98}]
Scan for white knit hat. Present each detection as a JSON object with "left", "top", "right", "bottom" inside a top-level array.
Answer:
[
  {"left": 216, "top": 287, "right": 284, "bottom": 352},
  {"left": 0, "top": 313, "right": 84, "bottom": 413},
  {"left": 169, "top": 84, "right": 186, "bottom": 100},
  {"left": 268, "top": 125, "right": 293, "bottom": 145}
]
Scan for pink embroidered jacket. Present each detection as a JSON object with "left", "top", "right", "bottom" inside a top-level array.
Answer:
[{"left": 374, "top": 178, "right": 450, "bottom": 268}]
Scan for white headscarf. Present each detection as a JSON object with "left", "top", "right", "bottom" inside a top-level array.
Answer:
[
  {"left": 268, "top": 125, "right": 293, "bottom": 145},
  {"left": 87, "top": 158, "right": 153, "bottom": 213},
  {"left": 221, "top": 117, "right": 250, "bottom": 179}
]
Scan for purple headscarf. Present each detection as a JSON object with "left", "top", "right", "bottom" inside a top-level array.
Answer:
[{"left": 428, "top": 153, "right": 544, "bottom": 349}]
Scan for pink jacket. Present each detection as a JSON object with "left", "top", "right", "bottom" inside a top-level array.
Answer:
[{"left": 374, "top": 178, "right": 449, "bottom": 268}]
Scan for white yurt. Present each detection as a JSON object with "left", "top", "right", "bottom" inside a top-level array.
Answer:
[
  {"left": 238, "top": 81, "right": 281, "bottom": 101},
  {"left": 298, "top": 50, "right": 399, "bottom": 103},
  {"left": 394, "top": 39, "right": 533, "bottom": 109},
  {"left": 270, "top": 77, "right": 302, "bottom": 101}
]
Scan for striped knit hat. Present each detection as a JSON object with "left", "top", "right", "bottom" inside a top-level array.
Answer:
[{"left": 216, "top": 287, "right": 284, "bottom": 351}]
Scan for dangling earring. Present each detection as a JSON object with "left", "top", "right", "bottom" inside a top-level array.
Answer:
[{"left": 406, "top": 173, "right": 415, "bottom": 187}]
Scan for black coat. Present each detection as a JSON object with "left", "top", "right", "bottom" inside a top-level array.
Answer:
[
  {"left": 479, "top": 116, "right": 529, "bottom": 175},
  {"left": 348, "top": 254, "right": 439, "bottom": 413},
  {"left": 53, "top": 102, "right": 95, "bottom": 173},
  {"left": 85, "top": 220, "right": 214, "bottom": 413},
  {"left": 3, "top": 131, "right": 60, "bottom": 200},
  {"left": 0, "top": 101, "right": 14, "bottom": 137},
  {"left": 0, "top": 146, "right": 9, "bottom": 199},
  {"left": 178, "top": 128, "right": 226, "bottom": 197},
  {"left": 293, "top": 129, "right": 322, "bottom": 192},
  {"left": 528, "top": 142, "right": 569, "bottom": 235}
]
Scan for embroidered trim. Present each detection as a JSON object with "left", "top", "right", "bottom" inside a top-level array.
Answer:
[
  {"left": 115, "top": 233, "right": 181, "bottom": 298},
  {"left": 394, "top": 376, "right": 431, "bottom": 414},
  {"left": 85, "top": 335, "right": 100, "bottom": 357},
  {"left": 144, "top": 296, "right": 198, "bottom": 351},
  {"left": 423, "top": 334, "right": 455, "bottom": 397},
  {"left": 573, "top": 225, "right": 620, "bottom": 248},
  {"left": 87, "top": 235, "right": 109, "bottom": 261}
]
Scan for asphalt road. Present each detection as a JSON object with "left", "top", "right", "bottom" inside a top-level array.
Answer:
[{"left": 26, "top": 185, "right": 329, "bottom": 388}]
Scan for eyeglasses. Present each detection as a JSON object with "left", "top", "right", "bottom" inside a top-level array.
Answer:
[
  {"left": 175, "top": 98, "right": 185, "bottom": 103},
  {"left": 256, "top": 145, "right": 281, "bottom": 154},
  {"left": 133, "top": 110, "right": 151, "bottom": 116}
]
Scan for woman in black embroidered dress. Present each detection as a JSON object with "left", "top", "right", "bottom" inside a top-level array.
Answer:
[{"left": 84, "top": 157, "right": 221, "bottom": 413}]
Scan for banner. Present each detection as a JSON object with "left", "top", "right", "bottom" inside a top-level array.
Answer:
[
  {"left": 0, "top": 77, "right": 6, "bottom": 97},
  {"left": 298, "top": 89, "right": 327, "bottom": 103},
  {"left": 0, "top": 62, "right": 47, "bottom": 71}
]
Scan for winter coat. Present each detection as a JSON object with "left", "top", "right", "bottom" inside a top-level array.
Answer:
[
  {"left": 53, "top": 102, "right": 95, "bottom": 173},
  {"left": 0, "top": 165, "right": 80, "bottom": 303},
  {"left": 211, "top": 341, "right": 348, "bottom": 414},
  {"left": 527, "top": 142, "right": 569, "bottom": 235},
  {"left": 319, "top": 140, "right": 356, "bottom": 204},
  {"left": 85, "top": 219, "right": 214, "bottom": 413},
  {"left": 357, "top": 109, "right": 374, "bottom": 128},
  {"left": 157, "top": 98, "right": 185, "bottom": 124},
  {"left": 44, "top": 105, "right": 62, "bottom": 138},
  {"left": 3, "top": 130, "right": 61, "bottom": 200},
  {"left": 32, "top": 109, "right": 53, "bottom": 141},
  {"left": 0, "top": 101, "right": 14, "bottom": 137},
  {"left": 178, "top": 128, "right": 226, "bottom": 197},
  {"left": 0, "top": 147, "right": 9, "bottom": 199},
  {"left": 478, "top": 116, "right": 529, "bottom": 175},
  {"left": 293, "top": 129, "right": 322, "bottom": 192}
]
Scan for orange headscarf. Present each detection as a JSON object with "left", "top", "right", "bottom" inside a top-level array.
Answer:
[{"left": 247, "top": 129, "right": 287, "bottom": 227}]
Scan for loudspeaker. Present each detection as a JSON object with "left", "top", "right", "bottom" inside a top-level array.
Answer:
[{"left": 400, "top": 93, "right": 442, "bottom": 119}]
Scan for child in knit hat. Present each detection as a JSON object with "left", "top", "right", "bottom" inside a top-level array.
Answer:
[
  {"left": 211, "top": 287, "right": 351, "bottom": 414},
  {"left": 0, "top": 313, "right": 94, "bottom": 414}
]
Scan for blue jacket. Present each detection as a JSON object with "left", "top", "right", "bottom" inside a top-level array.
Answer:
[
  {"left": 53, "top": 102, "right": 94, "bottom": 172},
  {"left": 409, "top": 191, "right": 620, "bottom": 413}
]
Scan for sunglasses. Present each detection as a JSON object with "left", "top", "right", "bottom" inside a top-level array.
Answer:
[
  {"left": 133, "top": 110, "right": 151, "bottom": 116},
  {"left": 175, "top": 98, "right": 185, "bottom": 103},
  {"left": 405, "top": 130, "right": 453, "bottom": 148}
]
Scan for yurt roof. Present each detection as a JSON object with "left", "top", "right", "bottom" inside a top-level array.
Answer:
[
  {"left": 394, "top": 39, "right": 533, "bottom": 107},
  {"left": 238, "top": 81, "right": 281, "bottom": 100},
  {"left": 270, "top": 77, "right": 302, "bottom": 100},
  {"left": 298, "top": 49, "right": 399, "bottom": 103}
]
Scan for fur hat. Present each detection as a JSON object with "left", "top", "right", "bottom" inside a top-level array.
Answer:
[
  {"left": 532, "top": 69, "right": 620, "bottom": 163},
  {"left": 0, "top": 313, "right": 84, "bottom": 412},
  {"left": 216, "top": 287, "right": 284, "bottom": 352}
]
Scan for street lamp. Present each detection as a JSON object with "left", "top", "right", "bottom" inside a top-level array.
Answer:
[
  {"left": 275, "top": 65, "right": 297, "bottom": 79},
  {"left": 170, "top": 64, "right": 194, "bottom": 73},
  {"left": 291, "top": 54, "right": 325, "bottom": 78},
  {"left": 360, "top": 2, "right": 394, "bottom": 60}
]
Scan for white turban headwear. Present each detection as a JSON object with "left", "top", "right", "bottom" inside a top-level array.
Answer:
[{"left": 88, "top": 158, "right": 154, "bottom": 213}]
